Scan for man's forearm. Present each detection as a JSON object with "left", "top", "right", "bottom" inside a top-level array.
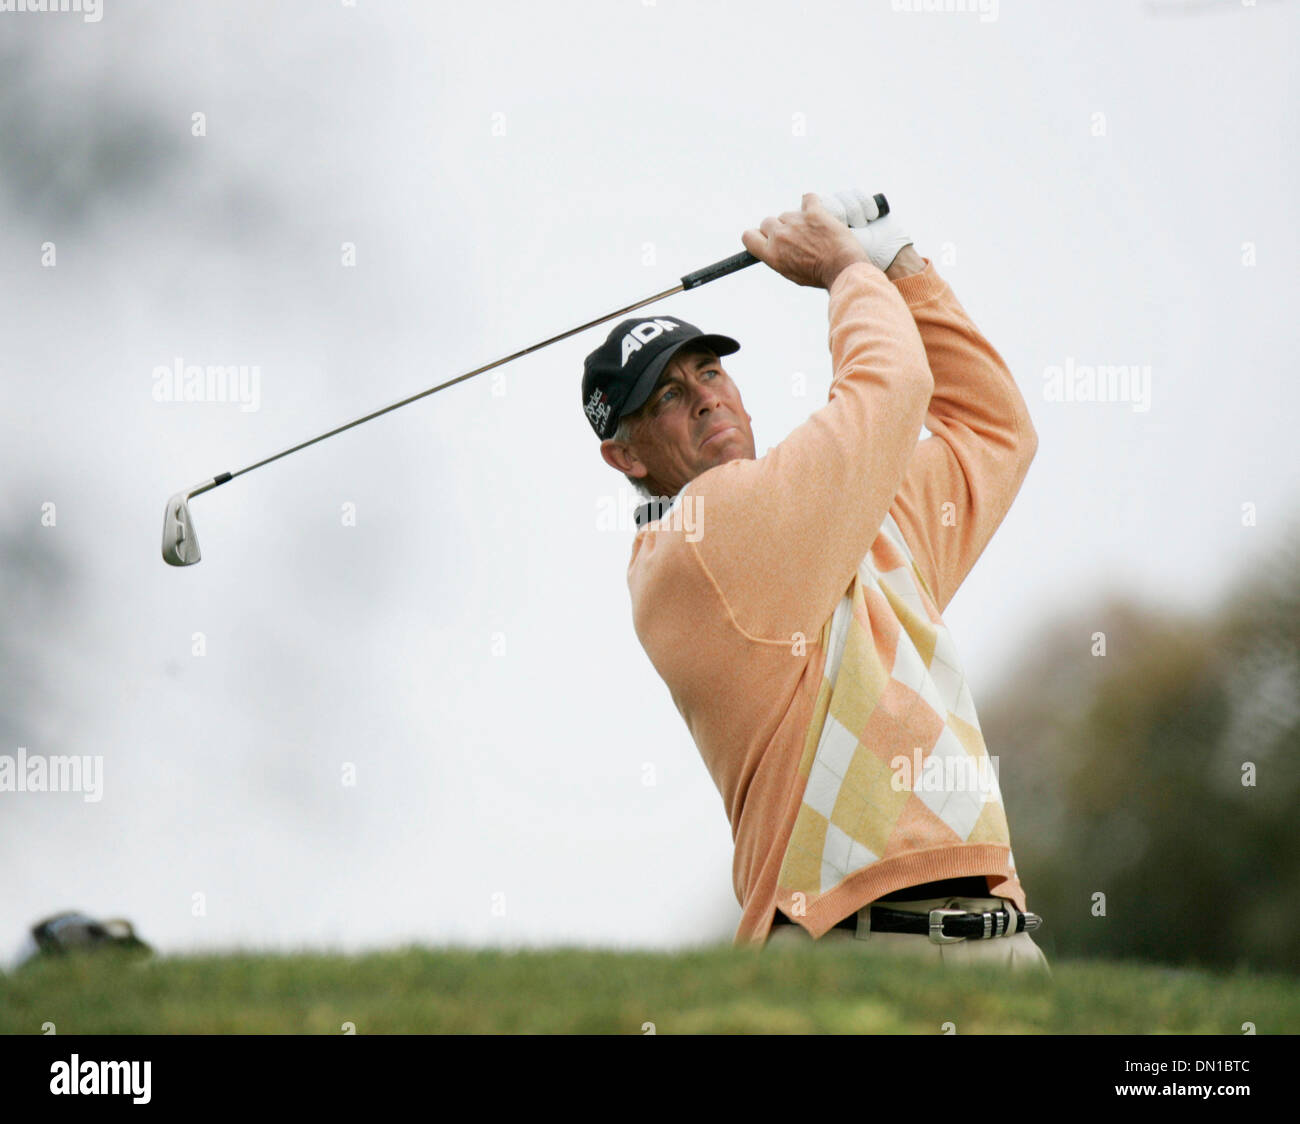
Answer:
[{"left": 884, "top": 244, "right": 926, "bottom": 281}]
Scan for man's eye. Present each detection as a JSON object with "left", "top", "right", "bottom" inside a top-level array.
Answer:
[{"left": 656, "top": 370, "right": 717, "bottom": 410}]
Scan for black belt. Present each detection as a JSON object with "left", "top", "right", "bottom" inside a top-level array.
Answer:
[{"left": 771, "top": 878, "right": 1043, "bottom": 944}]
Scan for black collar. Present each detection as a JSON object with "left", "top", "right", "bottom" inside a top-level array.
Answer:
[{"left": 634, "top": 495, "right": 679, "bottom": 530}]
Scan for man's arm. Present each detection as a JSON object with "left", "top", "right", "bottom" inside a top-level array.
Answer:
[
  {"left": 886, "top": 255, "right": 1039, "bottom": 614},
  {"left": 662, "top": 196, "right": 935, "bottom": 645},
  {"left": 884, "top": 244, "right": 928, "bottom": 283}
]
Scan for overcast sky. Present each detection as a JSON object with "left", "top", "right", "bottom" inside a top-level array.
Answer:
[{"left": 1, "top": 0, "right": 1297, "bottom": 962}]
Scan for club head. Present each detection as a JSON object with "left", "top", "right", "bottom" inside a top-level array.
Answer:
[{"left": 161, "top": 492, "right": 201, "bottom": 566}]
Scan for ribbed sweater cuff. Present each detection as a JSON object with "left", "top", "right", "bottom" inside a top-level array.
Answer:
[{"left": 890, "top": 257, "right": 948, "bottom": 306}]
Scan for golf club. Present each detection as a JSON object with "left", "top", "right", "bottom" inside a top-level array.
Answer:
[{"left": 161, "top": 193, "right": 889, "bottom": 566}]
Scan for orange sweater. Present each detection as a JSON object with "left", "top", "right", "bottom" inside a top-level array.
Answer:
[{"left": 626, "top": 258, "right": 1038, "bottom": 946}]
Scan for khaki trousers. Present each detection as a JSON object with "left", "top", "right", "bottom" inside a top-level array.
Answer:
[{"left": 764, "top": 895, "right": 1052, "bottom": 976}]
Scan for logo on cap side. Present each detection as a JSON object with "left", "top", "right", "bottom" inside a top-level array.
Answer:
[
  {"left": 620, "top": 318, "right": 681, "bottom": 367},
  {"left": 584, "top": 387, "right": 612, "bottom": 432}
]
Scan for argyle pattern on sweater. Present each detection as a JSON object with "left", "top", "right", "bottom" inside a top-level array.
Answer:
[{"left": 774, "top": 510, "right": 1017, "bottom": 913}]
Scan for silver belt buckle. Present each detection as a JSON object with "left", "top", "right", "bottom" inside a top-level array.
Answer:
[{"left": 928, "top": 907, "right": 966, "bottom": 945}]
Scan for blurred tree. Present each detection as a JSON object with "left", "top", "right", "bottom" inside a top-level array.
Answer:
[{"left": 981, "top": 519, "right": 1300, "bottom": 972}]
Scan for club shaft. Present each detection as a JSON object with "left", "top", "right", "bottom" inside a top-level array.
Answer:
[{"left": 225, "top": 281, "right": 688, "bottom": 483}]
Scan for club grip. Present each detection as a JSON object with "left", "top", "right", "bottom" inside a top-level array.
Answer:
[
  {"left": 680, "top": 251, "right": 759, "bottom": 291},
  {"left": 679, "top": 193, "right": 889, "bottom": 291}
]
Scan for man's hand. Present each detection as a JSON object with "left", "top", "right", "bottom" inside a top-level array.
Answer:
[
  {"left": 816, "top": 187, "right": 916, "bottom": 273},
  {"left": 741, "top": 194, "right": 873, "bottom": 290}
]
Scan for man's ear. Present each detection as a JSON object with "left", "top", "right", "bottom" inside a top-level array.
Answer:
[{"left": 600, "top": 438, "right": 648, "bottom": 480}]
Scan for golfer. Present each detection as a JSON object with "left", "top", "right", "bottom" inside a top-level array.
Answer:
[{"left": 582, "top": 191, "right": 1048, "bottom": 971}]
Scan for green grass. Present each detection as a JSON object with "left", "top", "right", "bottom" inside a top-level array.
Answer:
[{"left": 2, "top": 945, "right": 1296, "bottom": 1034}]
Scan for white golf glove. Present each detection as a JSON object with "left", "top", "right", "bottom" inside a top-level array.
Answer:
[{"left": 816, "top": 187, "right": 914, "bottom": 272}]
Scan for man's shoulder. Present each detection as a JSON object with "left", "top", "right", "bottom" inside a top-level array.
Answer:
[{"left": 625, "top": 459, "right": 760, "bottom": 616}]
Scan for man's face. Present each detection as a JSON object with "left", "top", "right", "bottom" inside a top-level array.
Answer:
[{"left": 600, "top": 347, "right": 756, "bottom": 496}]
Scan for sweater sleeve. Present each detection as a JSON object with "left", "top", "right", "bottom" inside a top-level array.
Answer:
[
  {"left": 676, "top": 260, "right": 936, "bottom": 644},
  {"left": 887, "top": 259, "right": 1039, "bottom": 615}
]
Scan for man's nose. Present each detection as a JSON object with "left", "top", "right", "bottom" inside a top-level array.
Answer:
[{"left": 692, "top": 383, "right": 723, "bottom": 414}]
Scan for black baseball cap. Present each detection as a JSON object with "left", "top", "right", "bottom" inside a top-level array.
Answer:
[{"left": 581, "top": 315, "right": 739, "bottom": 440}]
